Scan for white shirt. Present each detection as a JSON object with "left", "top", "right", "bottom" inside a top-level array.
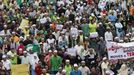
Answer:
[
  {"left": 0, "top": 30, "right": 11, "bottom": 36},
  {"left": 78, "top": 66, "right": 90, "bottom": 75},
  {"left": 121, "top": 1, "right": 127, "bottom": 10},
  {"left": 70, "top": 27, "right": 79, "bottom": 38},
  {"left": 40, "top": 17, "right": 47, "bottom": 24},
  {"left": 101, "top": 61, "right": 109, "bottom": 75},
  {"left": 20, "top": 56, "right": 29, "bottom": 64},
  {"left": 7, "top": 51, "right": 16, "bottom": 57},
  {"left": 67, "top": 48, "right": 77, "bottom": 56},
  {"left": 65, "top": 9, "right": 70, "bottom": 17},
  {"left": 74, "top": 45, "right": 84, "bottom": 56},
  {"left": 57, "top": 1, "right": 65, "bottom": 6},
  {"left": 52, "top": 31, "right": 60, "bottom": 40},
  {"left": 2, "top": 60, "right": 11, "bottom": 70},
  {"left": 28, "top": 53, "right": 39, "bottom": 70},
  {"left": 43, "top": 42, "right": 50, "bottom": 53},
  {"left": 115, "top": 22, "right": 123, "bottom": 29},
  {"left": 105, "top": 31, "right": 113, "bottom": 41},
  {"left": 58, "top": 36, "right": 63, "bottom": 43},
  {"left": 47, "top": 38, "right": 55, "bottom": 45}
]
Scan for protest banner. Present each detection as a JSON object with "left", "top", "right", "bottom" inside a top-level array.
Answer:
[
  {"left": 11, "top": 64, "right": 29, "bottom": 75},
  {"left": 107, "top": 42, "right": 134, "bottom": 60}
]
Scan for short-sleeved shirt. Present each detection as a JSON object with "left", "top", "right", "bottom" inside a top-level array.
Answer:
[
  {"left": 50, "top": 55, "right": 62, "bottom": 71},
  {"left": 89, "top": 23, "right": 97, "bottom": 33}
]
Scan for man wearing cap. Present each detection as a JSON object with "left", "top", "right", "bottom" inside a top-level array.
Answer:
[
  {"left": 78, "top": 61, "right": 90, "bottom": 75},
  {"left": 50, "top": 50, "right": 62, "bottom": 74},
  {"left": 0, "top": 25, "right": 11, "bottom": 36},
  {"left": 115, "top": 20, "right": 124, "bottom": 39},
  {"left": 64, "top": 60, "right": 72, "bottom": 75},
  {"left": 20, "top": 51, "right": 29, "bottom": 64},
  {"left": 30, "top": 24, "right": 38, "bottom": 36},
  {"left": 70, "top": 64, "right": 82, "bottom": 75},
  {"left": 10, "top": 32, "right": 20, "bottom": 43},
  {"left": 104, "top": 27, "right": 113, "bottom": 42},
  {"left": 2, "top": 55, "right": 11, "bottom": 75},
  {"left": 7, "top": 49, "right": 17, "bottom": 64},
  {"left": 56, "top": 67, "right": 63, "bottom": 75},
  {"left": 101, "top": 57, "right": 109, "bottom": 75}
]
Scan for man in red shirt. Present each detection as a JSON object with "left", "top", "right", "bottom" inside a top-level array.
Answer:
[{"left": 35, "top": 61, "right": 42, "bottom": 75}]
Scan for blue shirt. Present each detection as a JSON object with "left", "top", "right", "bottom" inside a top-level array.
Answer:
[
  {"left": 108, "top": 15, "right": 117, "bottom": 22},
  {"left": 70, "top": 70, "right": 82, "bottom": 75}
]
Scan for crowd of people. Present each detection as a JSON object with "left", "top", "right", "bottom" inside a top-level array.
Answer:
[{"left": 0, "top": 0, "right": 134, "bottom": 75}]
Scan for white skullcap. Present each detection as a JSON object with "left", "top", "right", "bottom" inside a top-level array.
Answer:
[
  {"left": 54, "top": 50, "right": 57, "bottom": 53},
  {"left": 48, "top": 50, "right": 52, "bottom": 52},
  {"left": 2, "top": 55, "right": 7, "bottom": 58},
  {"left": 105, "top": 70, "right": 110, "bottom": 74},
  {"left": 69, "top": 21, "right": 72, "bottom": 23},
  {"left": 39, "top": 42, "right": 43, "bottom": 44},
  {"left": 74, "top": 64, "right": 78, "bottom": 67},
  {"left": 126, "top": 34, "right": 129, "bottom": 36},
  {"left": 62, "top": 69, "right": 66, "bottom": 73},
  {"left": 57, "top": 17, "right": 60, "bottom": 19},
  {"left": 66, "top": 60, "right": 70, "bottom": 62},
  {"left": 91, "top": 13, "right": 95, "bottom": 17},
  {"left": 103, "top": 57, "right": 107, "bottom": 60},
  {"left": 99, "top": 22, "right": 102, "bottom": 25},
  {"left": 23, "top": 51, "right": 27, "bottom": 53},
  {"left": 81, "top": 61, "right": 85, "bottom": 63},
  {"left": 4, "top": 25, "right": 7, "bottom": 27},
  {"left": 32, "top": 24, "right": 36, "bottom": 27},
  {"left": 19, "top": 48, "right": 23, "bottom": 50},
  {"left": 114, "top": 37, "right": 119, "bottom": 39},
  {"left": 12, "top": 32, "right": 15, "bottom": 34},
  {"left": 20, "top": 36, "right": 23, "bottom": 39}
]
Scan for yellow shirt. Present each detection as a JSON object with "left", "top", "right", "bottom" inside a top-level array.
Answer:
[
  {"left": 23, "top": 29, "right": 29, "bottom": 37},
  {"left": 11, "top": 36, "right": 20, "bottom": 43},
  {"left": 3, "top": 0, "right": 8, "bottom": 5},
  {"left": 89, "top": 23, "right": 97, "bottom": 33}
]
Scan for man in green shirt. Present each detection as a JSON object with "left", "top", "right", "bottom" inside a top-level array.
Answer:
[
  {"left": 64, "top": 60, "right": 72, "bottom": 75},
  {"left": 50, "top": 50, "right": 62, "bottom": 74}
]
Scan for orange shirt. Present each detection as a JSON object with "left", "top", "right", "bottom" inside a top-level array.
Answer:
[
  {"left": 11, "top": 36, "right": 20, "bottom": 43},
  {"left": 130, "top": 6, "right": 134, "bottom": 17}
]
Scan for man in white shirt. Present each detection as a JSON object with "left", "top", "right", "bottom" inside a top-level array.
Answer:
[
  {"left": 74, "top": 43, "right": 85, "bottom": 60},
  {"left": 104, "top": 28, "right": 113, "bottom": 42},
  {"left": 0, "top": 25, "right": 11, "bottom": 36},
  {"left": 47, "top": 35, "right": 55, "bottom": 45},
  {"left": 115, "top": 20, "right": 123, "bottom": 39},
  {"left": 70, "top": 26, "right": 79, "bottom": 46},
  {"left": 101, "top": 57, "right": 109, "bottom": 75},
  {"left": 20, "top": 51, "right": 29, "bottom": 64},
  {"left": 2, "top": 55, "right": 11, "bottom": 75},
  {"left": 67, "top": 47, "right": 77, "bottom": 57},
  {"left": 78, "top": 61, "right": 90, "bottom": 75},
  {"left": 7, "top": 49, "right": 17, "bottom": 58},
  {"left": 27, "top": 50, "right": 39, "bottom": 71}
]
